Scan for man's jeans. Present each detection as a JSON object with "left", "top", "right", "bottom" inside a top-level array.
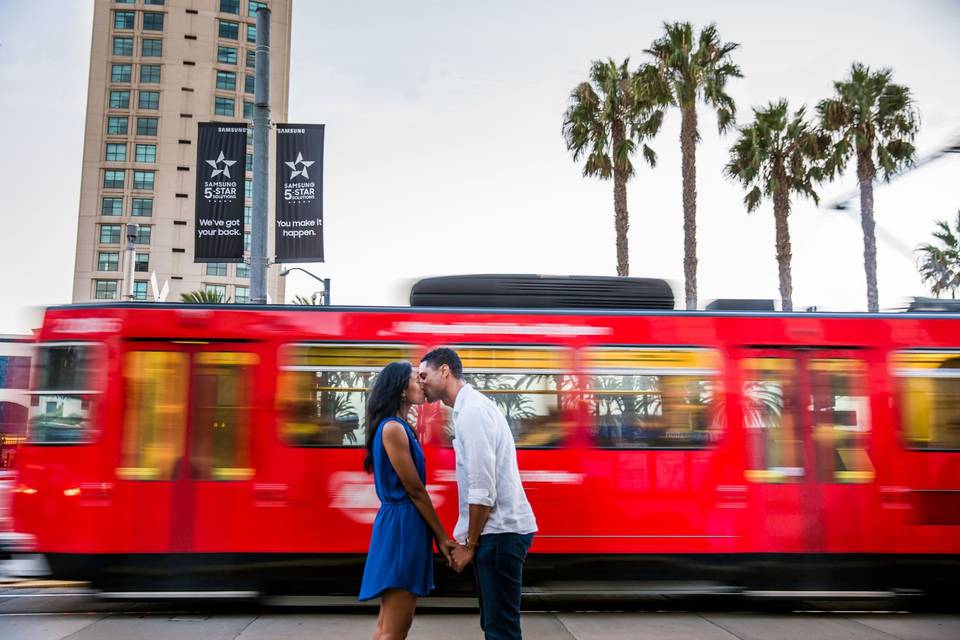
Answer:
[{"left": 473, "top": 532, "right": 534, "bottom": 640}]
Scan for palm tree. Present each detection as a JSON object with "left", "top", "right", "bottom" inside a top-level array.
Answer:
[
  {"left": 725, "top": 100, "right": 829, "bottom": 311},
  {"left": 917, "top": 210, "right": 960, "bottom": 298},
  {"left": 291, "top": 294, "right": 320, "bottom": 305},
  {"left": 180, "top": 289, "right": 226, "bottom": 303},
  {"left": 645, "top": 22, "right": 742, "bottom": 309},
  {"left": 817, "top": 63, "right": 920, "bottom": 312},
  {"left": 563, "top": 58, "right": 664, "bottom": 276}
]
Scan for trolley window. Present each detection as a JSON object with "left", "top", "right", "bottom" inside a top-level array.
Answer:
[
  {"left": 808, "top": 358, "right": 873, "bottom": 483},
  {"left": 28, "top": 343, "right": 102, "bottom": 444},
  {"left": 278, "top": 344, "right": 414, "bottom": 447},
  {"left": 743, "top": 357, "right": 804, "bottom": 482},
  {"left": 583, "top": 348, "right": 722, "bottom": 449},
  {"left": 119, "top": 351, "right": 189, "bottom": 481},
  {"left": 189, "top": 351, "right": 256, "bottom": 481},
  {"left": 894, "top": 351, "right": 960, "bottom": 450},
  {"left": 436, "top": 347, "right": 577, "bottom": 448}
]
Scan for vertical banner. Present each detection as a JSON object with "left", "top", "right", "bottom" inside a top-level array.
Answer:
[
  {"left": 194, "top": 122, "right": 247, "bottom": 262},
  {"left": 275, "top": 124, "right": 324, "bottom": 262}
]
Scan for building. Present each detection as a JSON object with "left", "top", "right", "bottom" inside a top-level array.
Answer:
[{"left": 72, "top": 0, "right": 291, "bottom": 303}]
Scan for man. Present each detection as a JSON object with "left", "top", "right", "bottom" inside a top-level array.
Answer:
[{"left": 418, "top": 347, "right": 537, "bottom": 640}]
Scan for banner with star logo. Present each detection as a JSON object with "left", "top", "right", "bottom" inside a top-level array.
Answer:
[
  {"left": 194, "top": 123, "right": 247, "bottom": 262},
  {"left": 275, "top": 123, "right": 324, "bottom": 262}
]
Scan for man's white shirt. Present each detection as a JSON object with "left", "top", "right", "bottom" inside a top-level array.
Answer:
[{"left": 451, "top": 384, "right": 538, "bottom": 543}]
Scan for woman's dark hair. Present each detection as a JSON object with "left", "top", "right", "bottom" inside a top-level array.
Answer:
[{"left": 363, "top": 361, "right": 413, "bottom": 473}]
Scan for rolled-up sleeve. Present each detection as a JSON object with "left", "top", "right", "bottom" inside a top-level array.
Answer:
[{"left": 459, "top": 407, "right": 497, "bottom": 507}]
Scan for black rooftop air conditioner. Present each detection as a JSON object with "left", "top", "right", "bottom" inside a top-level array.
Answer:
[
  {"left": 409, "top": 275, "right": 674, "bottom": 310},
  {"left": 705, "top": 299, "right": 776, "bottom": 312}
]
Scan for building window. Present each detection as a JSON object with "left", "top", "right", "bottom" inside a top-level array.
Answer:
[
  {"left": 113, "top": 36, "right": 134, "bottom": 56},
  {"left": 111, "top": 63, "right": 132, "bottom": 83},
  {"left": 109, "top": 89, "right": 130, "bottom": 109},
  {"left": 141, "top": 38, "right": 163, "bottom": 57},
  {"left": 246, "top": 24, "right": 257, "bottom": 44},
  {"left": 140, "top": 64, "right": 161, "bottom": 83},
  {"left": 216, "top": 70, "right": 237, "bottom": 91},
  {"left": 248, "top": 1, "right": 268, "bottom": 16},
  {"left": 135, "top": 144, "right": 157, "bottom": 163},
  {"left": 95, "top": 280, "right": 119, "bottom": 300},
  {"left": 142, "top": 13, "right": 164, "bottom": 31},
  {"left": 243, "top": 233, "right": 251, "bottom": 253},
  {"left": 144, "top": 0, "right": 165, "bottom": 5},
  {"left": 139, "top": 90, "right": 160, "bottom": 110},
  {"left": 135, "top": 253, "right": 150, "bottom": 272},
  {"left": 235, "top": 286, "right": 250, "bottom": 303},
  {"left": 243, "top": 206, "right": 251, "bottom": 226},
  {"left": 98, "top": 252, "right": 120, "bottom": 272},
  {"left": 220, "top": 0, "right": 240, "bottom": 13},
  {"left": 242, "top": 101, "right": 253, "bottom": 120},
  {"left": 133, "top": 281, "right": 149, "bottom": 300},
  {"left": 136, "top": 117, "right": 158, "bottom": 136},
  {"left": 217, "top": 46, "right": 238, "bottom": 65},
  {"left": 246, "top": 152, "right": 253, "bottom": 169},
  {"left": 243, "top": 74, "right": 254, "bottom": 95},
  {"left": 136, "top": 225, "right": 152, "bottom": 245},
  {"left": 105, "top": 143, "right": 127, "bottom": 162},
  {"left": 115, "top": 0, "right": 134, "bottom": 4},
  {"left": 214, "top": 96, "right": 235, "bottom": 116},
  {"left": 107, "top": 116, "right": 128, "bottom": 135},
  {"left": 245, "top": 49, "right": 256, "bottom": 68},
  {"left": 207, "top": 263, "right": 228, "bottom": 277},
  {"left": 102, "top": 197, "right": 123, "bottom": 216},
  {"left": 113, "top": 11, "right": 135, "bottom": 30},
  {"left": 244, "top": 179, "right": 252, "bottom": 199},
  {"left": 132, "top": 197, "right": 153, "bottom": 217},
  {"left": 236, "top": 261, "right": 249, "bottom": 278},
  {"left": 218, "top": 20, "right": 239, "bottom": 40},
  {"left": 103, "top": 170, "right": 125, "bottom": 189},
  {"left": 99, "top": 224, "right": 122, "bottom": 244},
  {"left": 133, "top": 170, "right": 155, "bottom": 190},
  {"left": 205, "top": 284, "right": 228, "bottom": 301}
]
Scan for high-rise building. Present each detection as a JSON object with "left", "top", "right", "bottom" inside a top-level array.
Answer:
[{"left": 72, "top": 0, "right": 291, "bottom": 303}]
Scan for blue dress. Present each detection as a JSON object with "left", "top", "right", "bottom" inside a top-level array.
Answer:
[{"left": 359, "top": 417, "right": 435, "bottom": 600}]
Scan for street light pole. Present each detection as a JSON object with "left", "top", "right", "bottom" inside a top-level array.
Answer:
[
  {"left": 279, "top": 267, "right": 330, "bottom": 305},
  {"left": 250, "top": 7, "right": 271, "bottom": 304},
  {"left": 123, "top": 222, "right": 139, "bottom": 301}
]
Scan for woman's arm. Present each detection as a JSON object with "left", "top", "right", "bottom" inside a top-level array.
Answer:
[{"left": 381, "top": 421, "right": 452, "bottom": 564}]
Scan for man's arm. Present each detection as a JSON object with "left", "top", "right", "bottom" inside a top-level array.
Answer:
[{"left": 450, "top": 407, "right": 497, "bottom": 572}]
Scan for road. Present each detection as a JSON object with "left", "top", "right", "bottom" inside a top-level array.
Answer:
[{"left": 0, "top": 585, "right": 958, "bottom": 640}]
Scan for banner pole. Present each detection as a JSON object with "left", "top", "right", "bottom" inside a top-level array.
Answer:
[{"left": 250, "top": 7, "right": 271, "bottom": 304}]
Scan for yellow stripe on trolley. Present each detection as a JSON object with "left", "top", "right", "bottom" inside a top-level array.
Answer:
[{"left": 195, "top": 352, "right": 259, "bottom": 366}]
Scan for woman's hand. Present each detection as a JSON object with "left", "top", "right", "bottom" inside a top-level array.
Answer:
[{"left": 437, "top": 535, "right": 455, "bottom": 566}]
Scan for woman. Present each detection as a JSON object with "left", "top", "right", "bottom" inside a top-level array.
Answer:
[{"left": 359, "top": 361, "right": 452, "bottom": 640}]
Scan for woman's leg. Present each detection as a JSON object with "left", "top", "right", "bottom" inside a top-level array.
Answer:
[
  {"left": 378, "top": 589, "right": 418, "bottom": 640},
  {"left": 372, "top": 601, "right": 386, "bottom": 640}
]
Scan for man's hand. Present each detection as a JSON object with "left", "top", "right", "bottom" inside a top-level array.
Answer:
[{"left": 449, "top": 543, "right": 475, "bottom": 573}]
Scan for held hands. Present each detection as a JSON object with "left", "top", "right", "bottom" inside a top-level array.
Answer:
[{"left": 448, "top": 540, "right": 475, "bottom": 573}]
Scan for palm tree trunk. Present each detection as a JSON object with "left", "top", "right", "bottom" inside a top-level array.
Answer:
[
  {"left": 612, "top": 121, "right": 629, "bottom": 277},
  {"left": 856, "top": 152, "right": 879, "bottom": 312},
  {"left": 680, "top": 107, "right": 698, "bottom": 309},
  {"left": 772, "top": 176, "right": 793, "bottom": 312}
]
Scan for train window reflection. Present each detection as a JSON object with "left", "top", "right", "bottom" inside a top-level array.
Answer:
[
  {"left": 190, "top": 351, "right": 256, "bottom": 481},
  {"left": 809, "top": 359, "right": 873, "bottom": 483},
  {"left": 118, "top": 351, "right": 188, "bottom": 480},
  {"left": 440, "top": 347, "right": 576, "bottom": 448},
  {"left": 743, "top": 358, "right": 803, "bottom": 482},
  {"left": 583, "top": 348, "right": 722, "bottom": 449},
  {"left": 278, "top": 344, "right": 414, "bottom": 447},
  {"left": 894, "top": 351, "right": 960, "bottom": 450},
  {"left": 28, "top": 343, "right": 101, "bottom": 444}
]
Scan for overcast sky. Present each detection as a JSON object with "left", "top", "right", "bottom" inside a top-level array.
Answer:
[{"left": 1, "top": 0, "right": 958, "bottom": 334}]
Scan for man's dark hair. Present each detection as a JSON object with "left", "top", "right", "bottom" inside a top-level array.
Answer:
[{"left": 420, "top": 347, "right": 463, "bottom": 379}]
